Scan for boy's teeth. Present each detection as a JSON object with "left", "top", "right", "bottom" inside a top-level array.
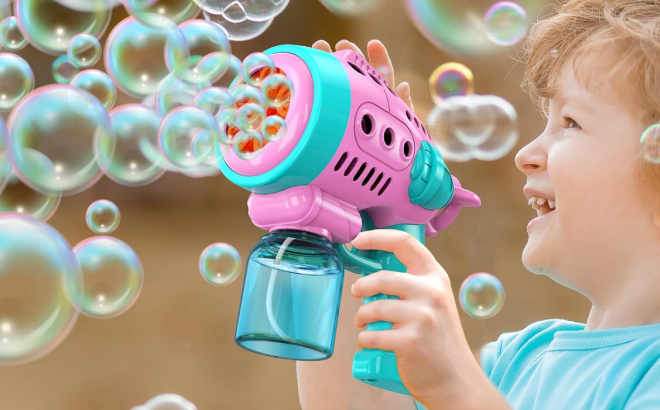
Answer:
[
  {"left": 536, "top": 197, "right": 546, "bottom": 206},
  {"left": 528, "top": 195, "right": 556, "bottom": 210},
  {"left": 548, "top": 200, "right": 555, "bottom": 208}
]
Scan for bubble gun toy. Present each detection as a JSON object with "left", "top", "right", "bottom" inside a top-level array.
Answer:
[{"left": 219, "top": 44, "right": 481, "bottom": 396}]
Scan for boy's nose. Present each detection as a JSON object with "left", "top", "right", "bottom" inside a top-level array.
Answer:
[{"left": 514, "top": 137, "right": 546, "bottom": 175}]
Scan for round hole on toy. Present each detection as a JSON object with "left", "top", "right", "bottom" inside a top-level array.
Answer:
[
  {"left": 383, "top": 127, "right": 394, "bottom": 147},
  {"left": 361, "top": 114, "right": 374, "bottom": 135},
  {"left": 403, "top": 141, "right": 412, "bottom": 157}
]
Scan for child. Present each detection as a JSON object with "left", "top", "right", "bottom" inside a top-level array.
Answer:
[{"left": 297, "top": 1, "right": 660, "bottom": 409}]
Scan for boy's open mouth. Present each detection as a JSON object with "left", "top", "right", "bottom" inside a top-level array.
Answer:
[{"left": 529, "top": 196, "right": 556, "bottom": 217}]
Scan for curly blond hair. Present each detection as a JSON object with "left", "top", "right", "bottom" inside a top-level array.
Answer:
[{"left": 522, "top": 0, "right": 660, "bottom": 195}]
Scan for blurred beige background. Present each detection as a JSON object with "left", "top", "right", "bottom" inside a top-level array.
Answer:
[{"left": 0, "top": 0, "right": 591, "bottom": 409}]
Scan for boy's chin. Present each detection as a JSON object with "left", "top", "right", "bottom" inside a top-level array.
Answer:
[{"left": 521, "top": 241, "right": 553, "bottom": 275}]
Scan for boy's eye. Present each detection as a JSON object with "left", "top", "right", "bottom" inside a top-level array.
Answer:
[{"left": 563, "top": 117, "right": 581, "bottom": 130}]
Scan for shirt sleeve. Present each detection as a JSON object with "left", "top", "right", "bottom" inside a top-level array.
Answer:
[{"left": 624, "top": 360, "right": 660, "bottom": 409}]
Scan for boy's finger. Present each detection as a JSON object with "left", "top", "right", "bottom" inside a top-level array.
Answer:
[
  {"left": 352, "top": 269, "right": 419, "bottom": 300},
  {"left": 335, "top": 39, "right": 365, "bottom": 57},
  {"left": 367, "top": 39, "right": 395, "bottom": 87},
  {"left": 312, "top": 39, "right": 332, "bottom": 53},
  {"left": 395, "top": 82, "right": 414, "bottom": 111},
  {"left": 351, "top": 229, "right": 436, "bottom": 274}
]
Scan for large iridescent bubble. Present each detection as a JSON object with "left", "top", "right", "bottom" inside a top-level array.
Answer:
[
  {"left": 0, "top": 53, "right": 34, "bottom": 112},
  {"left": 7, "top": 85, "right": 116, "bottom": 196},
  {"left": 70, "top": 69, "right": 117, "bottom": 110},
  {"left": 0, "top": 214, "right": 83, "bottom": 365},
  {"left": 402, "top": 0, "right": 540, "bottom": 56},
  {"left": 0, "top": 171, "right": 61, "bottom": 221},
  {"left": 101, "top": 104, "right": 167, "bottom": 187},
  {"left": 203, "top": 10, "right": 273, "bottom": 41},
  {"left": 175, "top": 19, "right": 232, "bottom": 84},
  {"left": 155, "top": 73, "right": 210, "bottom": 115},
  {"left": 104, "top": 16, "right": 190, "bottom": 97},
  {"left": 14, "top": 0, "right": 112, "bottom": 55},
  {"left": 73, "top": 236, "right": 143, "bottom": 319},
  {"left": 53, "top": 0, "right": 120, "bottom": 12},
  {"left": 194, "top": 0, "right": 290, "bottom": 21}
]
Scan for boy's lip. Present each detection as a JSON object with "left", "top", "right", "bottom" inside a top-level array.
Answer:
[{"left": 523, "top": 186, "right": 555, "bottom": 202}]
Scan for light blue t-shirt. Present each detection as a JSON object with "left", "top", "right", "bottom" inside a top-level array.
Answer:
[{"left": 415, "top": 319, "right": 660, "bottom": 410}]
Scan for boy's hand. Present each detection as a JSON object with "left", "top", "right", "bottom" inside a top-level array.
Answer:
[
  {"left": 311, "top": 39, "right": 415, "bottom": 111},
  {"left": 350, "top": 229, "right": 483, "bottom": 406}
]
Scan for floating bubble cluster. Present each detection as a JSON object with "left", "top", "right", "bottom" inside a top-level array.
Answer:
[
  {"left": 0, "top": 214, "right": 83, "bottom": 365},
  {"left": 459, "top": 272, "right": 505, "bottom": 319},
  {"left": 427, "top": 94, "right": 518, "bottom": 162},
  {"left": 73, "top": 236, "right": 143, "bottom": 319},
  {"left": 199, "top": 242, "right": 242, "bottom": 286},
  {"left": 86, "top": 199, "right": 121, "bottom": 234}
]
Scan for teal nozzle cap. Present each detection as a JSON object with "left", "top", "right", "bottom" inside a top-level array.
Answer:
[{"left": 408, "top": 140, "right": 454, "bottom": 210}]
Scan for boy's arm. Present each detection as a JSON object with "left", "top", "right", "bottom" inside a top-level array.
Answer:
[{"left": 296, "top": 269, "right": 418, "bottom": 410}]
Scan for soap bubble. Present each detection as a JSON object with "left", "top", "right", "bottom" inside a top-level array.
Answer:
[
  {"left": 86, "top": 199, "right": 120, "bottom": 234},
  {"left": 215, "top": 107, "right": 239, "bottom": 144},
  {"left": 236, "top": 102, "right": 265, "bottom": 133},
  {"left": 0, "top": 53, "right": 34, "bottom": 112},
  {"left": 193, "top": 86, "right": 234, "bottom": 114},
  {"left": 640, "top": 124, "right": 660, "bottom": 164},
  {"left": 233, "top": 130, "right": 264, "bottom": 160},
  {"left": 7, "top": 85, "right": 116, "bottom": 196},
  {"left": 260, "top": 72, "right": 292, "bottom": 108},
  {"left": 199, "top": 242, "right": 241, "bottom": 286},
  {"left": 158, "top": 105, "right": 221, "bottom": 169},
  {"left": 155, "top": 73, "right": 210, "bottom": 115},
  {"left": 459, "top": 272, "right": 505, "bottom": 319},
  {"left": 0, "top": 116, "right": 8, "bottom": 193},
  {"left": 212, "top": 52, "right": 242, "bottom": 88},
  {"left": 52, "top": 55, "right": 80, "bottom": 85},
  {"left": 230, "top": 82, "right": 263, "bottom": 106},
  {"left": 124, "top": 0, "right": 201, "bottom": 27},
  {"left": 194, "top": 0, "right": 290, "bottom": 21},
  {"left": 484, "top": 2, "right": 528, "bottom": 47},
  {"left": 427, "top": 94, "right": 518, "bottom": 162},
  {"left": 73, "top": 236, "right": 143, "bottom": 319},
  {"left": 175, "top": 19, "right": 232, "bottom": 84},
  {"left": 137, "top": 394, "right": 197, "bottom": 410},
  {"left": 104, "top": 16, "right": 190, "bottom": 97},
  {"left": 0, "top": 213, "right": 83, "bottom": 365},
  {"left": 202, "top": 10, "right": 273, "bottom": 41},
  {"left": 260, "top": 115, "right": 287, "bottom": 142},
  {"left": 67, "top": 33, "right": 102, "bottom": 68},
  {"left": 14, "top": 0, "right": 112, "bottom": 55},
  {"left": 470, "top": 95, "right": 518, "bottom": 161},
  {"left": 402, "top": 0, "right": 545, "bottom": 56},
  {"left": 0, "top": 16, "right": 27, "bottom": 51},
  {"left": 70, "top": 69, "right": 117, "bottom": 110},
  {"left": 318, "top": 0, "right": 381, "bottom": 16},
  {"left": 428, "top": 62, "right": 474, "bottom": 105},
  {"left": 100, "top": 104, "right": 167, "bottom": 187},
  {"left": 446, "top": 96, "right": 496, "bottom": 147},
  {"left": 241, "top": 52, "right": 275, "bottom": 87},
  {"left": 0, "top": 171, "right": 61, "bottom": 221}
]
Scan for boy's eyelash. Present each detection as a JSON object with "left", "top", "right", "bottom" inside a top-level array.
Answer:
[{"left": 562, "top": 117, "right": 581, "bottom": 129}]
